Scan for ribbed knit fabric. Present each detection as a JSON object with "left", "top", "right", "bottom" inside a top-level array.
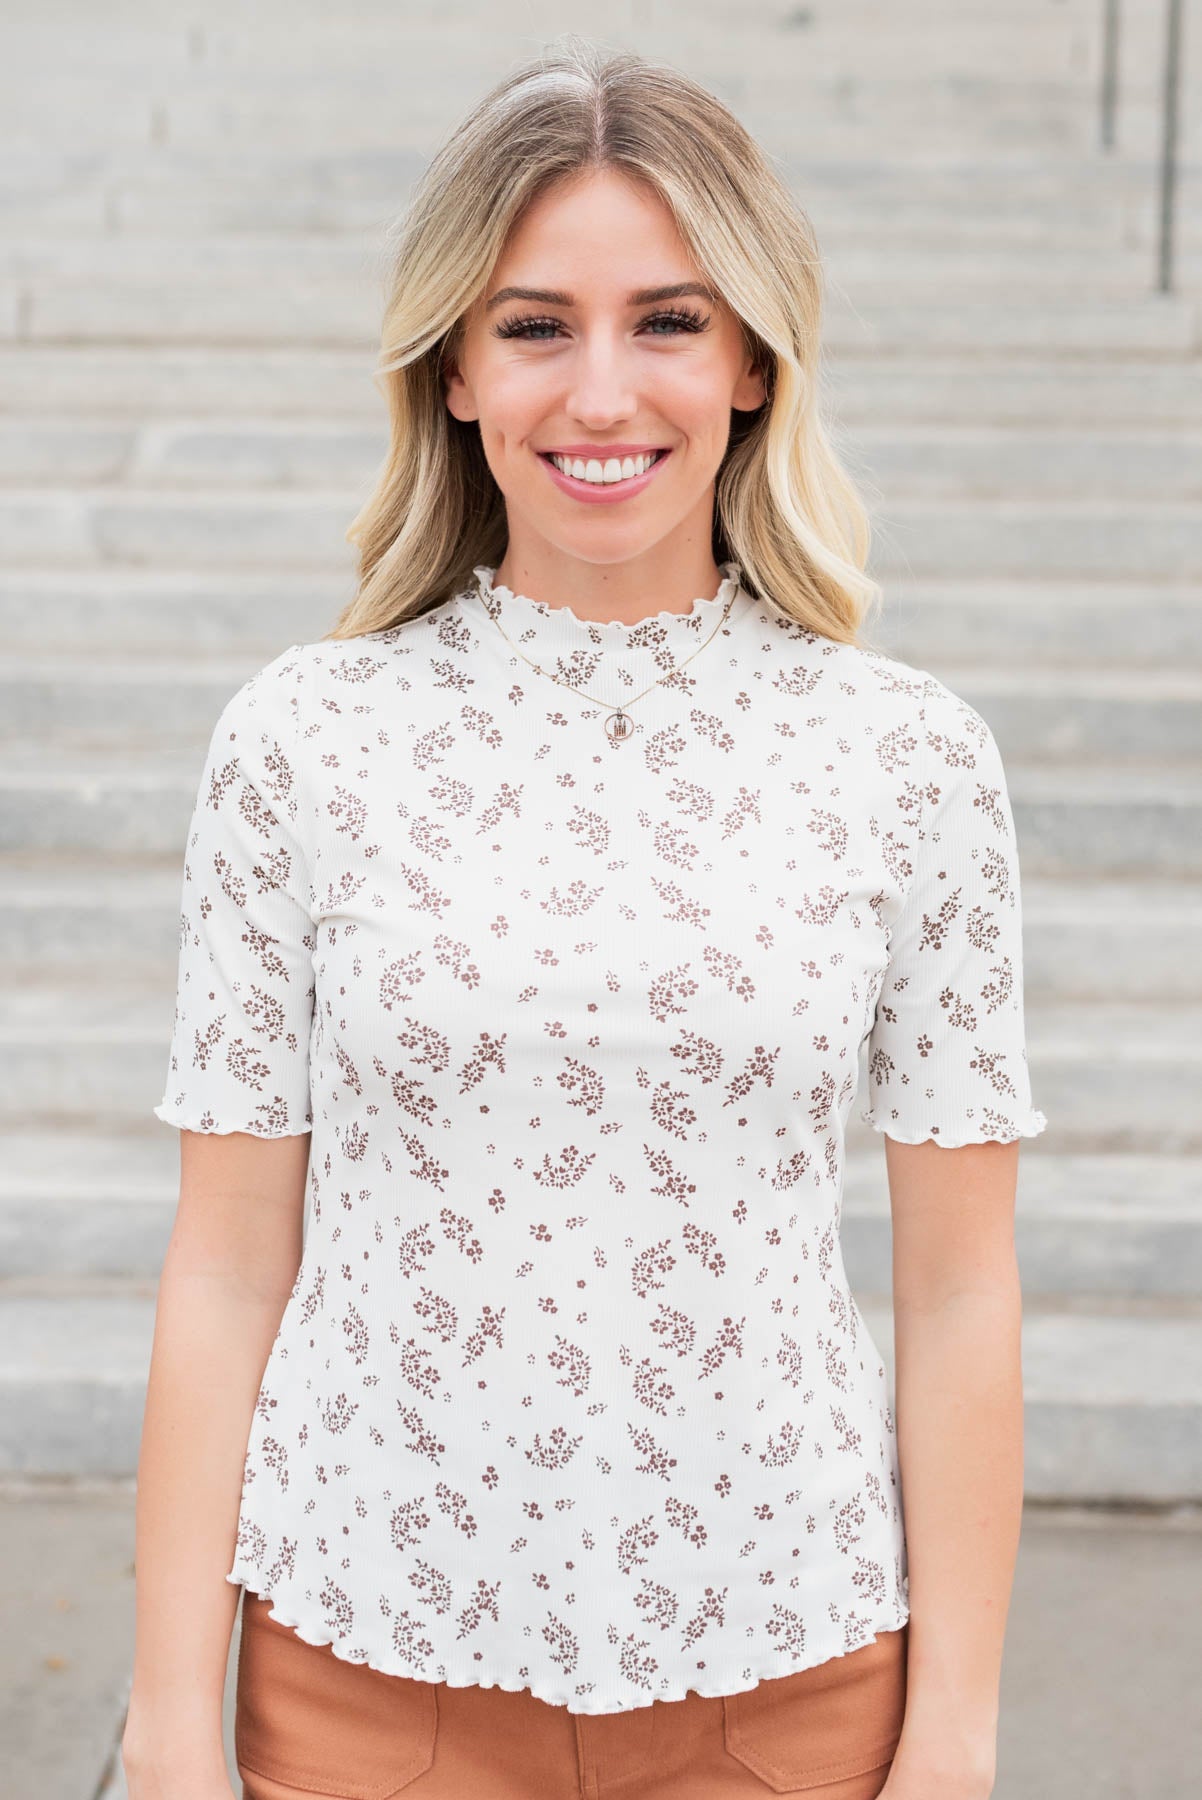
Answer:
[{"left": 154, "top": 562, "right": 1046, "bottom": 1713}]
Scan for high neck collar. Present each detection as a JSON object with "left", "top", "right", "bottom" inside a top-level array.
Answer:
[{"left": 466, "top": 560, "right": 748, "bottom": 663}]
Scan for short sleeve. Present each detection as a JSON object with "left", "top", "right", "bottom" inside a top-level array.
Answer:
[
  {"left": 860, "top": 680, "right": 1048, "bottom": 1147},
  {"left": 153, "top": 646, "right": 315, "bottom": 1137}
]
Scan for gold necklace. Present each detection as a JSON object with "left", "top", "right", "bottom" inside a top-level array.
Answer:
[{"left": 474, "top": 568, "right": 743, "bottom": 743}]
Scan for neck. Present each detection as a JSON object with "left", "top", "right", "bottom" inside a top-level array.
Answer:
[{"left": 490, "top": 552, "right": 729, "bottom": 629}]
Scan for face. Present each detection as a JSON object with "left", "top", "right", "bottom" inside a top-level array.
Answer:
[{"left": 443, "top": 167, "right": 766, "bottom": 582}]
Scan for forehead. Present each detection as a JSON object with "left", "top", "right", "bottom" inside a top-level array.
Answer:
[{"left": 487, "top": 170, "right": 696, "bottom": 286}]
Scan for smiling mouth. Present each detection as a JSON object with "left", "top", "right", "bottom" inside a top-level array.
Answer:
[{"left": 540, "top": 449, "right": 670, "bottom": 486}]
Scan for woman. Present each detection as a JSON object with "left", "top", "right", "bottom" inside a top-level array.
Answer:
[{"left": 123, "top": 34, "right": 1046, "bottom": 1800}]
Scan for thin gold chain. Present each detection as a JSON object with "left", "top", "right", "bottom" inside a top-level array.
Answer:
[{"left": 473, "top": 569, "right": 743, "bottom": 742}]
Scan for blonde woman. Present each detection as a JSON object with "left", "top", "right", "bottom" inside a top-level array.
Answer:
[{"left": 123, "top": 34, "right": 1045, "bottom": 1800}]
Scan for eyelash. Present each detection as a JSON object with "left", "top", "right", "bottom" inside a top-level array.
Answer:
[{"left": 491, "top": 305, "right": 710, "bottom": 342}]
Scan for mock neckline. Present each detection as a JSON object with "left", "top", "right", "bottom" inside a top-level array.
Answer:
[{"left": 466, "top": 559, "right": 748, "bottom": 658}]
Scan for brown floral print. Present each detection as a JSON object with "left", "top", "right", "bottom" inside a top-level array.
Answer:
[{"left": 154, "top": 563, "right": 1046, "bottom": 1714}]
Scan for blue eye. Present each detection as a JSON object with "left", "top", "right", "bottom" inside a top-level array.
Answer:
[
  {"left": 493, "top": 316, "right": 560, "bottom": 341},
  {"left": 492, "top": 306, "right": 709, "bottom": 342},
  {"left": 641, "top": 307, "right": 709, "bottom": 336}
]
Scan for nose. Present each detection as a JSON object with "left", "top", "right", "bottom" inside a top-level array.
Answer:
[{"left": 564, "top": 331, "right": 638, "bottom": 429}]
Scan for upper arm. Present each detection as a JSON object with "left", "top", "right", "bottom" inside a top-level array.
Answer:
[
  {"left": 885, "top": 1135, "right": 1021, "bottom": 1310},
  {"left": 168, "top": 1129, "right": 310, "bottom": 1301}
]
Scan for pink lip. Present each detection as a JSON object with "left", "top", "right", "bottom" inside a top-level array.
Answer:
[{"left": 540, "top": 448, "right": 671, "bottom": 506}]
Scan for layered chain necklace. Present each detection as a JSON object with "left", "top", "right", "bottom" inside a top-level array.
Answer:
[{"left": 474, "top": 567, "right": 743, "bottom": 743}]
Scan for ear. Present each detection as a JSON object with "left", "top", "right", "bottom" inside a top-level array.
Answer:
[
  {"left": 731, "top": 356, "right": 769, "bottom": 415},
  {"left": 443, "top": 354, "right": 479, "bottom": 424}
]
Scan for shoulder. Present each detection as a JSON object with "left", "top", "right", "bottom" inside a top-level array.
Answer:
[
  {"left": 231, "top": 613, "right": 458, "bottom": 744},
  {"left": 214, "top": 602, "right": 464, "bottom": 733},
  {"left": 291, "top": 607, "right": 459, "bottom": 689},
  {"left": 216, "top": 642, "right": 308, "bottom": 735},
  {"left": 847, "top": 652, "right": 1014, "bottom": 839},
  {"left": 839, "top": 638, "right": 996, "bottom": 757},
  {"left": 219, "top": 616, "right": 442, "bottom": 724}
]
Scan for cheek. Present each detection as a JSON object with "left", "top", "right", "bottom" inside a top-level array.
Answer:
[
  {"left": 653, "top": 359, "right": 741, "bottom": 435},
  {"left": 476, "top": 363, "right": 551, "bottom": 438}
]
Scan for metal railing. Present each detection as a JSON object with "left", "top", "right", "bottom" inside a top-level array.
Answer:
[
  {"left": 1099, "top": 0, "right": 1187, "bottom": 291},
  {"left": 1157, "top": 0, "right": 1185, "bottom": 291}
]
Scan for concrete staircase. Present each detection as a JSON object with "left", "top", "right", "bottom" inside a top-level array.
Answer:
[{"left": 2, "top": 1, "right": 1200, "bottom": 1506}]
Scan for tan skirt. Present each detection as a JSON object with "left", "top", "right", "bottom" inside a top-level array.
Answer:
[{"left": 235, "top": 1587, "right": 907, "bottom": 1800}]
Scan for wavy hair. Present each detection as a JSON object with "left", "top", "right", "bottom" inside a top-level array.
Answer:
[{"left": 328, "top": 33, "right": 885, "bottom": 647}]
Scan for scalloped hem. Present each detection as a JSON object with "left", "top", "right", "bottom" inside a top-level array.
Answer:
[
  {"left": 227, "top": 1567, "right": 911, "bottom": 1716},
  {"left": 152, "top": 1102, "right": 312, "bottom": 1138},
  {"left": 859, "top": 1108, "right": 1048, "bottom": 1146}
]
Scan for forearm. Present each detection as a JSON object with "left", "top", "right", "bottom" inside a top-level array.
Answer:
[
  {"left": 123, "top": 1240, "right": 291, "bottom": 1771},
  {"left": 892, "top": 1279, "right": 1024, "bottom": 1779}
]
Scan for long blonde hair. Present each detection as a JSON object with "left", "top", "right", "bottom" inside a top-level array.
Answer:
[{"left": 329, "top": 33, "right": 885, "bottom": 648}]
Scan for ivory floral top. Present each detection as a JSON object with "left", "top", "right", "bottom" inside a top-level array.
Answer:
[{"left": 154, "top": 560, "right": 1047, "bottom": 1714}]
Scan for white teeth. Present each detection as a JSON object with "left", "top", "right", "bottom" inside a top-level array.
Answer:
[{"left": 548, "top": 451, "right": 661, "bottom": 484}]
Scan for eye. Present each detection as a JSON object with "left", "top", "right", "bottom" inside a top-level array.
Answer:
[
  {"left": 641, "top": 306, "right": 708, "bottom": 336},
  {"left": 491, "top": 314, "right": 562, "bottom": 342},
  {"left": 491, "top": 306, "right": 710, "bottom": 342}
]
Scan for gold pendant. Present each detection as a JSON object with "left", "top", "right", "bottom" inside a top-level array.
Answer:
[{"left": 606, "top": 709, "right": 634, "bottom": 742}]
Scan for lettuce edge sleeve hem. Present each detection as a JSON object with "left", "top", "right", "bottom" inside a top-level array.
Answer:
[
  {"left": 152, "top": 1100, "right": 312, "bottom": 1139},
  {"left": 225, "top": 1568, "right": 911, "bottom": 1716},
  {"left": 858, "top": 1108, "right": 1049, "bottom": 1147}
]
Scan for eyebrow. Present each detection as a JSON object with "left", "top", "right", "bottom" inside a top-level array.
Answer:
[{"left": 484, "top": 281, "right": 718, "bottom": 313}]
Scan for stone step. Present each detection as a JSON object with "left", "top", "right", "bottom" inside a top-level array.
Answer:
[
  {"left": 7, "top": 167, "right": 1166, "bottom": 247},
  {"left": 9, "top": 133, "right": 1194, "bottom": 235},
  {"left": 0, "top": 76, "right": 1152, "bottom": 164},
  {"left": 998, "top": 766, "right": 1202, "bottom": 878},
  {"left": 0, "top": 977, "right": 1196, "bottom": 1148},
  {"left": 821, "top": 296, "right": 1199, "bottom": 354},
  {"left": 0, "top": 22, "right": 1122, "bottom": 87},
  {"left": 827, "top": 358, "right": 1202, "bottom": 424},
  {"left": 12, "top": 282, "right": 1196, "bottom": 353},
  {"left": 6, "top": 417, "right": 1202, "bottom": 500},
  {"left": 102, "top": 63, "right": 1202, "bottom": 156},
  {"left": 0, "top": 1, "right": 1151, "bottom": 37},
  {"left": 1001, "top": 879, "right": 1202, "bottom": 1004},
  {"left": 867, "top": 580, "right": 1202, "bottom": 670},
  {"left": 0, "top": 418, "right": 389, "bottom": 488},
  {"left": 0, "top": 487, "right": 358, "bottom": 571},
  {"left": 845, "top": 427, "right": 1202, "bottom": 501},
  {"left": 0, "top": 858, "right": 183, "bottom": 969},
  {"left": 0, "top": 224, "right": 1154, "bottom": 282},
  {"left": 5, "top": 487, "right": 1202, "bottom": 580},
  {"left": 1, "top": 751, "right": 1199, "bottom": 876},
  {"left": 0, "top": 1128, "right": 178, "bottom": 1281},
  {"left": 2, "top": 569, "right": 1198, "bottom": 669},
  {"left": 865, "top": 498, "right": 1202, "bottom": 580},
  {"left": 3, "top": 346, "right": 1199, "bottom": 424},
  {"left": 0, "top": 229, "right": 1174, "bottom": 294},
  {"left": 2, "top": 852, "right": 1194, "bottom": 1003},
  {"left": 826, "top": 247, "right": 1202, "bottom": 291},
  {"left": 2, "top": 654, "right": 1198, "bottom": 767},
  {"left": 0, "top": 566, "right": 353, "bottom": 652},
  {"left": 2, "top": 1125, "right": 1197, "bottom": 1302},
  {"left": 6, "top": 143, "right": 1194, "bottom": 208},
  {"left": 2, "top": 1284, "right": 1197, "bottom": 1498},
  {"left": 0, "top": 344, "right": 374, "bottom": 415}
]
